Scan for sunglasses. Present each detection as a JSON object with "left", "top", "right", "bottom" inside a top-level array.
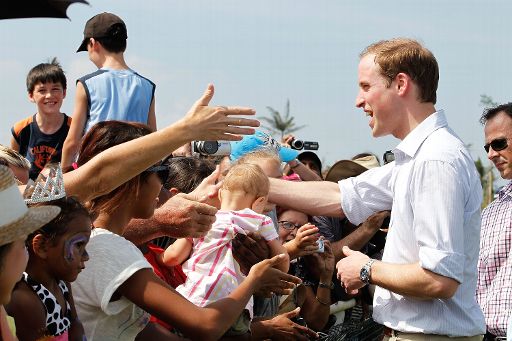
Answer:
[
  {"left": 145, "top": 164, "right": 169, "bottom": 184},
  {"left": 484, "top": 138, "right": 509, "bottom": 153},
  {"left": 278, "top": 221, "right": 302, "bottom": 230}
]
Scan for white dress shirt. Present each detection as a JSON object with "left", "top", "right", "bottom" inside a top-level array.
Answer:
[{"left": 339, "top": 110, "right": 485, "bottom": 336}]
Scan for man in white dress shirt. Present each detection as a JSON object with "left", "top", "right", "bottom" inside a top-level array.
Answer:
[{"left": 268, "top": 38, "right": 485, "bottom": 339}]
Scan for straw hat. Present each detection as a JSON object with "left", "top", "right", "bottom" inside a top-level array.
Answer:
[
  {"left": 325, "top": 155, "right": 380, "bottom": 183},
  {"left": 0, "top": 166, "right": 60, "bottom": 247}
]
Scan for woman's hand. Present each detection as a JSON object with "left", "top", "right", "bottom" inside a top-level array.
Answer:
[
  {"left": 184, "top": 165, "right": 222, "bottom": 208},
  {"left": 248, "top": 254, "right": 302, "bottom": 296},
  {"left": 310, "top": 239, "right": 335, "bottom": 281},
  {"left": 179, "top": 84, "right": 260, "bottom": 141},
  {"left": 286, "top": 224, "right": 320, "bottom": 258}
]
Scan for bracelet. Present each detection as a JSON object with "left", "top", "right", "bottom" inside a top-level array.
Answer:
[
  {"left": 318, "top": 281, "right": 334, "bottom": 290},
  {"left": 315, "top": 295, "right": 330, "bottom": 306}
]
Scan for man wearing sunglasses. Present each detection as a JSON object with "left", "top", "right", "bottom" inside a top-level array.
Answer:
[
  {"left": 476, "top": 103, "right": 512, "bottom": 340},
  {"left": 269, "top": 38, "right": 485, "bottom": 339}
]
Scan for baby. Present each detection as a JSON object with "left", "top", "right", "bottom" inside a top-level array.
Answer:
[{"left": 161, "top": 162, "right": 289, "bottom": 336}]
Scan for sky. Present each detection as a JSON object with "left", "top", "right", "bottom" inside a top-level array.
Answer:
[{"left": 0, "top": 0, "right": 510, "bottom": 185}]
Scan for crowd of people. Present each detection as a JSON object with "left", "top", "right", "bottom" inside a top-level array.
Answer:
[{"left": 0, "top": 10, "right": 510, "bottom": 341}]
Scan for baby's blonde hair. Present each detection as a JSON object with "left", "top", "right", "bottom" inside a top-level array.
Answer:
[
  {"left": 236, "top": 147, "right": 281, "bottom": 169},
  {"left": 222, "top": 162, "right": 269, "bottom": 198}
]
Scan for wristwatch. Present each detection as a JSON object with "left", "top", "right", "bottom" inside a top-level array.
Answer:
[
  {"left": 318, "top": 281, "right": 334, "bottom": 290},
  {"left": 359, "top": 259, "right": 375, "bottom": 285}
]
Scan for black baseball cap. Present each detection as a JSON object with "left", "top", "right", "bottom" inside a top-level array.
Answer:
[{"left": 76, "top": 12, "right": 127, "bottom": 52}]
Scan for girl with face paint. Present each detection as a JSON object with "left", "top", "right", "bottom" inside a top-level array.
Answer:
[{"left": 6, "top": 197, "right": 91, "bottom": 341}]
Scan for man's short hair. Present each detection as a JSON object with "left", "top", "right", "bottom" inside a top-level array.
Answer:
[
  {"left": 94, "top": 23, "right": 127, "bottom": 53},
  {"left": 361, "top": 38, "right": 439, "bottom": 104},
  {"left": 26, "top": 57, "right": 67, "bottom": 93},
  {"left": 480, "top": 102, "right": 512, "bottom": 124}
]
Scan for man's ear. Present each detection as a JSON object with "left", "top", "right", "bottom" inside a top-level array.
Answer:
[
  {"left": 28, "top": 92, "right": 35, "bottom": 103},
  {"left": 395, "top": 73, "right": 410, "bottom": 97},
  {"left": 90, "top": 38, "right": 100, "bottom": 51},
  {"left": 31, "top": 234, "right": 49, "bottom": 259},
  {"left": 251, "top": 196, "right": 267, "bottom": 212}
]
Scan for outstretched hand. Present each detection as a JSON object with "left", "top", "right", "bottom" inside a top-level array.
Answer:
[
  {"left": 265, "top": 308, "right": 319, "bottom": 340},
  {"left": 158, "top": 194, "right": 218, "bottom": 238},
  {"left": 232, "top": 233, "right": 271, "bottom": 276},
  {"left": 181, "top": 84, "right": 260, "bottom": 141},
  {"left": 248, "top": 254, "right": 301, "bottom": 296},
  {"left": 185, "top": 165, "right": 222, "bottom": 208},
  {"left": 285, "top": 224, "right": 320, "bottom": 259}
]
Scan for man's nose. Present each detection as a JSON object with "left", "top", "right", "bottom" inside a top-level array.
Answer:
[
  {"left": 487, "top": 146, "right": 500, "bottom": 160},
  {"left": 355, "top": 93, "right": 364, "bottom": 108}
]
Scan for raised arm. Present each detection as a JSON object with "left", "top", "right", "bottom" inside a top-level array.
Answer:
[
  {"left": 64, "top": 84, "right": 259, "bottom": 203},
  {"left": 61, "top": 81, "right": 88, "bottom": 169},
  {"left": 269, "top": 178, "right": 344, "bottom": 217},
  {"left": 147, "top": 97, "right": 157, "bottom": 131}
]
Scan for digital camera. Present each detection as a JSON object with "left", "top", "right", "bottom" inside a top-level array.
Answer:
[
  {"left": 192, "top": 141, "right": 231, "bottom": 156},
  {"left": 289, "top": 139, "right": 319, "bottom": 151},
  {"left": 316, "top": 238, "right": 324, "bottom": 253}
]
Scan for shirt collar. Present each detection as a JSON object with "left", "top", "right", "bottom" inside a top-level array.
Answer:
[
  {"left": 497, "top": 181, "right": 512, "bottom": 200},
  {"left": 395, "top": 109, "right": 447, "bottom": 158}
]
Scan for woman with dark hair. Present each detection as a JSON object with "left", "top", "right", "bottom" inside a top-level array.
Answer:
[
  {"left": 61, "top": 84, "right": 259, "bottom": 204},
  {"left": 71, "top": 121, "right": 300, "bottom": 340}
]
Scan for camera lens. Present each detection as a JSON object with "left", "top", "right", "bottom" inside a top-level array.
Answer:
[
  {"left": 196, "top": 141, "right": 219, "bottom": 155},
  {"left": 291, "top": 139, "right": 304, "bottom": 150}
]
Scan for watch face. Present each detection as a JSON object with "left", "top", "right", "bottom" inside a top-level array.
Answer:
[{"left": 360, "top": 266, "right": 370, "bottom": 284}]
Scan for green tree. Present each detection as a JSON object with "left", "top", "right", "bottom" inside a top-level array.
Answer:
[
  {"left": 475, "top": 157, "right": 495, "bottom": 208},
  {"left": 480, "top": 94, "right": 498, "bottom": 108},
  {"left": 260, "top": 99, "right": 306, "bottom": 140}
]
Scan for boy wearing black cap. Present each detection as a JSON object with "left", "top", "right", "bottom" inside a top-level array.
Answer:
[{"left": 61, "top": 12, "right": 157, "bottom": 168}]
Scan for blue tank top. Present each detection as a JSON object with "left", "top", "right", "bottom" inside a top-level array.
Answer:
[{"left": 79, "top": 68, "right": 155, "bottom": 132}]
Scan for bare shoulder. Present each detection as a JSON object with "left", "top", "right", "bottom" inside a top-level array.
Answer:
[{"left": 5, "top": 281, "right": 47, "bottom": 338}]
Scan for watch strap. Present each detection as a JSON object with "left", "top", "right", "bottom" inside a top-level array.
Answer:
[{"left": 360, "top": 259, "right": 375, "bottom": 285}]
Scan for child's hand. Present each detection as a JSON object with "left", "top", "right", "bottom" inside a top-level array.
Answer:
[
  {"left": 248, "top": 254, "right": 301, "bottom": 296},
  {"left": 290, "top": 224, "right": 320, "bottom": 257}
]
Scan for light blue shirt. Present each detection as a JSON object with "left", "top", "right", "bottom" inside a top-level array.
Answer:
[
  {"left": 339, "top": 110, "right": 485, "bottom": 336},
  {"left": 79, "top": 68, "right": 155, "bottom": 132}
]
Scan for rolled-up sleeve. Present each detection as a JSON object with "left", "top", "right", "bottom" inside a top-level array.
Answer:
[
  {"left": 411, "top": 160, "right": 466, "bottom": 282},
  {"left": 339, "top": 164, "right": 394, "bottom": 226}
]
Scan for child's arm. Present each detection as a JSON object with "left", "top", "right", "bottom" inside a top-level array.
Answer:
[
  {"left": 66, "top": 283, "right": 86, "bottom": 341},
  {"left": 61, "top": 82, "right": 88, "bottom": 169},
  {"left": 147, "top": 97, "right": 157, "bottom": 131},
  {"left": 267, "top": 239, "right": 290, "bottom": 273},
  {"left": 159, "top": 238, "right": 193, "bottom": 267},
  {"left": 10, "top": 137, "right": 20, "bottom": 152},
  {"left": 5, "top": 284, "right": 47, "bottom": 341}
]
